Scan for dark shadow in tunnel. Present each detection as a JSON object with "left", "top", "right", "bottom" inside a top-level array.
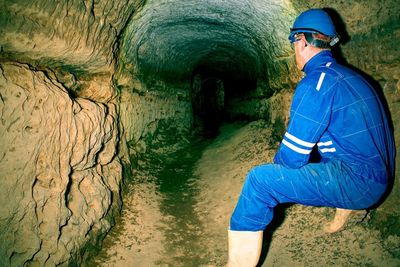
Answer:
[
  {"left": 191, "top": 71, "right": 225, "bottom": 138},
  {"left": 190, "top": 66, "right": 257, "bottom": 138}
]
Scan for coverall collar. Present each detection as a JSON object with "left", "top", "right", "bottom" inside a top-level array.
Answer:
[{"left": 303, "top": 50, "right": 335, "bottom": 74}]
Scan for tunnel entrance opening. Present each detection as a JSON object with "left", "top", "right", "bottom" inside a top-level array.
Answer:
[{"left": 191, "top": 66, "right": 257, "bottom": 138}]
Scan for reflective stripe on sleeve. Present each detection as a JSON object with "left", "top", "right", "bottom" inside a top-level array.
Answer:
[
  {"left": 282, "top": 139, "right": 312, "bottom": 155},
  {"left": 317, "top": 140, "right": 336, "bottom": 153},
  {"left": 284, "top": 132, "right": 315, "bottom": 148},
  {"left": 317, "top": 140, "right": 333, "bottom": 146},
  {"left": 320, "top": 147, "right": 337, "bottom": 153}
]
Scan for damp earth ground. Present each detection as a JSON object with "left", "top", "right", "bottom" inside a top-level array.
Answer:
[{"left": 90, "top": 121, "right": 400, "bottom": 267}]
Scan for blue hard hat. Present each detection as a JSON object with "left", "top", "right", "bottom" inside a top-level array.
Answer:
[{"left": 288, "top": 9, "right": 337, "bottom": 43}]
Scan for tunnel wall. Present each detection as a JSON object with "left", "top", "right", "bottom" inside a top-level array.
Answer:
[
  {"left": 0, "top": 0, "right": 193, "bottom": 265},
  {"left": 0, "top": 0, "right": 146, "bottom": 265},
  {"left": 0, "top": 62, "right": 122, "bottom": 265},
  {"left": 0, "top": 0, "right": 145, "bottom": 75},
  {"left": 117, "top": 79, "right": 193, "bottom": 170}
]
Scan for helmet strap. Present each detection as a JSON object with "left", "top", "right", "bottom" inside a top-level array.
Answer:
[{"left": 329, "top": 36, "right": 340, "bottom": 46}]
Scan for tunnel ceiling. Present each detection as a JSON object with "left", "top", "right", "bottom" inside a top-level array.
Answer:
[{"left": 121, "top": 0, "right": 296, "bottom": 83}]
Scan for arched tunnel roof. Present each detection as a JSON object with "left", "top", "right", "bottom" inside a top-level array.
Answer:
[{"left": 120, "top": 0, "right": 297, "bottom": 84}]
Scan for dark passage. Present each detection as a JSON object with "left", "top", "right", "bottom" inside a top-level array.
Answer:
[
  {"left": 191, "top": 67, "right": 257, "bottom": 138},
  {"left": 191, "top": 72, "right": 225, "bottom": 138}
]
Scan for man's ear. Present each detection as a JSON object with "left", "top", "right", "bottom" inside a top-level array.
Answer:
[{"left": 300, "top": 36, "right": 308, "bottom": 49}]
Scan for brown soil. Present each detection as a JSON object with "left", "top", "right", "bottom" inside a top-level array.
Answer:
[{"left": 92, "top": 121, "right": 400, "bottom": 266}]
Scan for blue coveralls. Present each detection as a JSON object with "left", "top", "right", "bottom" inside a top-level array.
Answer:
[{"left": 230, "top": 50, "right": 395, "bottom": 231}]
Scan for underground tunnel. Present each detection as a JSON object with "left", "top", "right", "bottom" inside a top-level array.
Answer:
[{"left": 0, "top": 0, "right": 399, "bottom": 266}]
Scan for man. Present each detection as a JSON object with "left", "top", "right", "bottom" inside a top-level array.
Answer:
[{"left": 227, "top": 8, "right": 395, "bottom": 267}]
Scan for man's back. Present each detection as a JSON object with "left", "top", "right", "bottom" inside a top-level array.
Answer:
[
  {"left": 275, "top": 50, "right": 395, "bottom": 181},
  {"left": 325, "top": 60, "right": 395, "bottom": 176}
]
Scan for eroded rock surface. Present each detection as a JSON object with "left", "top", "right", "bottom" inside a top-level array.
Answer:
[
  {"left": 0, "top": 0, "right": 144, "bottom": 75},
  {"left": 0, "top": 62, "right": 121, "bottom": 265}
]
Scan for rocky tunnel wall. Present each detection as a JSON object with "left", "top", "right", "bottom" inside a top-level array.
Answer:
[
  {"left": 0, "top": 0, "right": 399, "bottom": 265},
  {"left": 0, "top": 62, "right": 121, "bottom": 264},
  {"left": 0, "top": 0, "right": 146, "bottom": 265}
]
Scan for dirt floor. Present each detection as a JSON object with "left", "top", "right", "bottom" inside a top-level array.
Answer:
[{"left": 91, "top": 121, "right": 400, "bottom": 267}]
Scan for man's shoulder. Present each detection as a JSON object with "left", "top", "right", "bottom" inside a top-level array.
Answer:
[
  {"left": 309, "top": 62, "right": 348, "bottom": 79},
  {"left": 299, "top": 66, "right": 341, "bottom": 94}
]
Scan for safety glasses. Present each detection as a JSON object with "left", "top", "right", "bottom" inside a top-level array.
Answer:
[{"left": 289, "top": 33, "right": 303, "bottom": 49}]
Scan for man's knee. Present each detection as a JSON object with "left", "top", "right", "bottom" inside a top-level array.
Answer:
[{"left": 244, "top": 164, "right": 280, "bottom": 193}]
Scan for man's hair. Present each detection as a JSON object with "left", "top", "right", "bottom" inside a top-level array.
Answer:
[{"left": 304, "top": 32, "right": 332, "bottom": 49}]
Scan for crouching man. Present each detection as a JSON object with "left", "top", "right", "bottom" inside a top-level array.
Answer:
[{"left": 227, "top": 8, "right": 395, "bottom": 267}]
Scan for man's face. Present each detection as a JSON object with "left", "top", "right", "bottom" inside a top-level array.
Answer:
[
  {"left": 294, "top": 40, "right": 302, "bottom": 70},
  {"left": 292, "top": 34, "right": 305, "bottom": 70}
]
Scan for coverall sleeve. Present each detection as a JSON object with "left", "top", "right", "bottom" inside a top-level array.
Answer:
[{"left": 274, "top": 75, "right": 334, "bottom": 168}]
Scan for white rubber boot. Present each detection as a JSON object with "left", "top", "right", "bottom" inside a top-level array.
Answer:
[
  {"left": 227, "top": 230, "right": 263, "bottom": 267},
  {"left": 323, "top": 208, "right": 367, "bottom": 233}
]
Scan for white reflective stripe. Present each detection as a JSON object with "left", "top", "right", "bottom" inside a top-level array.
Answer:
[
  {"left": 282, "top": 139, "right": 312, "bottom": 155},
  {"left": 284, "top": 132, "right": 315, "bottom": 148},
  {"left": 316, "top": 72, "right": 326, "bottom": 91},
  {"left": 326, "top": 62, "right": 332, "bottom": 67},
  {"left": 320, "top": 147, "right": 337, "bottom": 153},
  {"left": 317, "top": 140, "right": 333, "bottom": 146}
]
